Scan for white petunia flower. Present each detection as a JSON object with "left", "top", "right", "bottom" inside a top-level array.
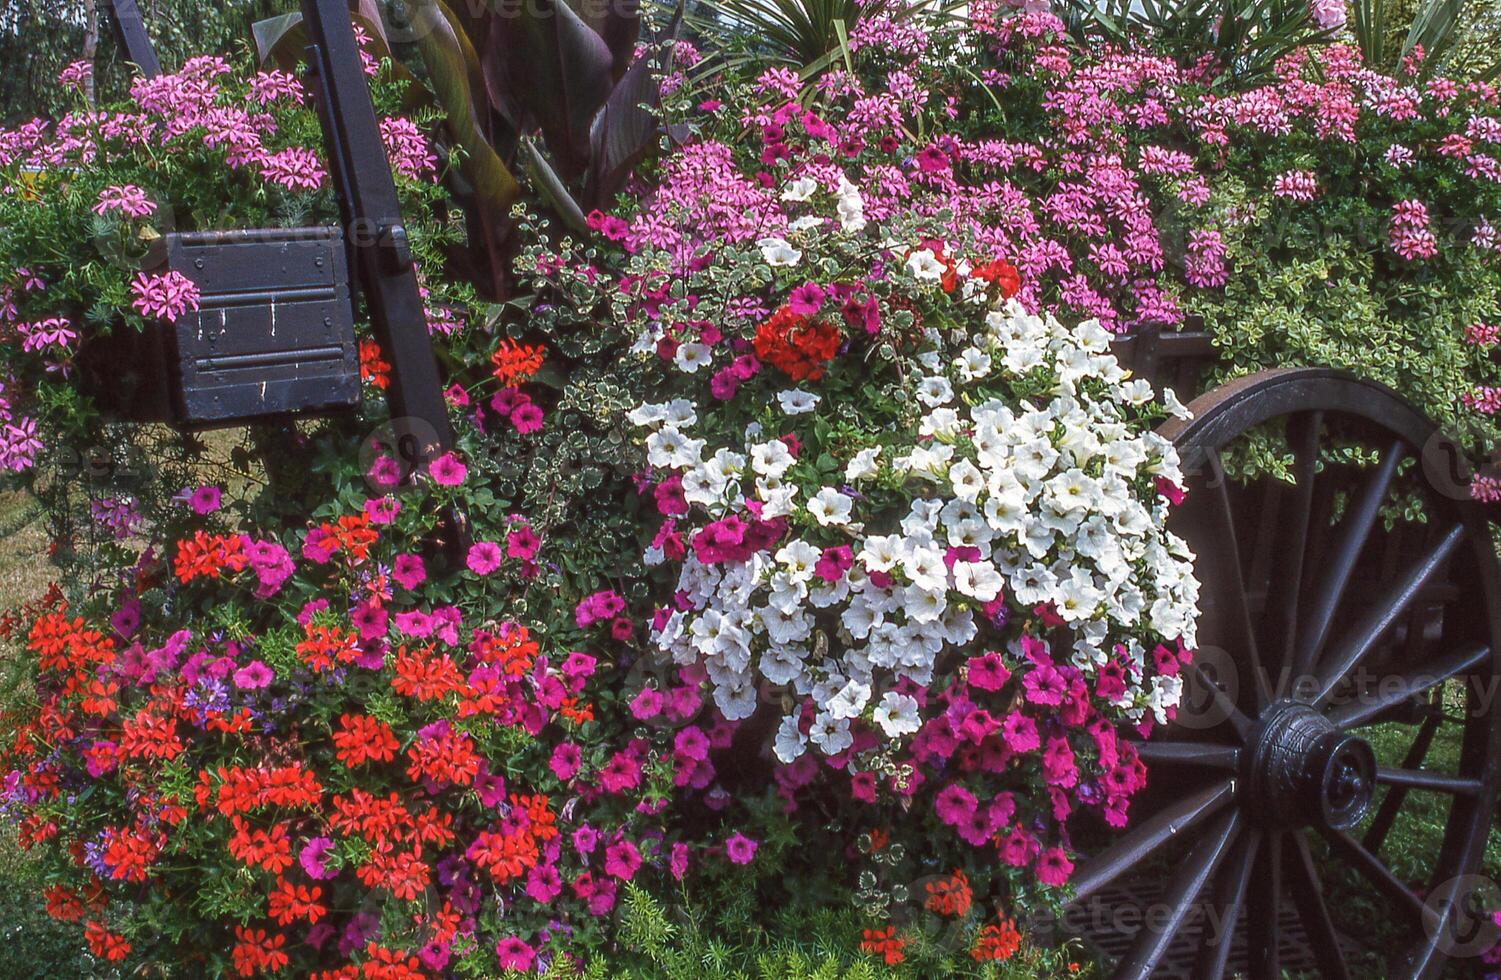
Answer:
[
  {"left": 873, "top": 691, "right": 921, "bottom": 738},
  {"left": 916, "top": 375, "right": 954, "bottom": 406},
  {"left": 808, "top": 487, "right": 853, "bottom": 526},
  {"left": 906, "top": 248, "right": 947, "bottom": 282},
  {"left": 845, "top": 446, "right": 882, "bottom": 482},
  {"left": 1162, "top": 387, "right": 1194, "bottom": 420},
  {"left": 827, "top": 678, "right": 872, "bottom": 720},
  {"left": 751, "top": 440, "right": 795, "bottom": 478},
  {"left": 953, "top": 560, "right": 1004, "bottom": 602},
  {"left": 758, "top": 237, "right": 803, "bottom": 267},
  {"left": 673, "top": 342, "right": 712, "bottom": 374},
  {"left": 781, "top": 176, "right": 819, "bottom": 202},
  {"left": 646, "top": 427, "right": 705, "bottom": 469},
  {"left": 776, "top": 389, "right": 820, "bottom": 415},
  {"left": 774, "top": 713, "right": 808, "bottom": 762},
  {"left": 808, "top": 712, "right": 853, "bottom": 755}
]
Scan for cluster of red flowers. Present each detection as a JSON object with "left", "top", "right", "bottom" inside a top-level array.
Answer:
[
  {"left": 296, "top": 623, "right": 361, "bottom": 672},
  {"left": 924, "top": 868, "right": 973, "bottom": 917},
  {"left": 333, "top": 714, "right": 399, "bottom": 767},
  {"left": 468, "top": 793, "right": 558, "bottom": 884},
  {"left": 358, "top": 338, "right": 391, "bottom": 390},
  {"left": 5, "top": 534, "right": 680, "bottom": 978},
  {"left": 971, "top": 917, "right": 1023, "bottom": 962},
  {"left": 231, "top": 926, "right": 289, "bottom": 977},
  {"left": 310, "top": 513, "right": 380, "bottom": 564},
  {"left": 971, "top": 257, "right": 1021, "bottom": 299},
  {"left": 859, "top": 925, "right": 907, "bottom": 965},
  {"left": 196, "top": 764, "right": 324, "bottom": 816},
  {"left": 752, "top": 307, "right": 841, "bottom": 381},
  {"left": 173, "top": 530, "right": 248, "bottom": 583},
  {"left": 490, "top": 339, "right": 545, "bottom": 386}
]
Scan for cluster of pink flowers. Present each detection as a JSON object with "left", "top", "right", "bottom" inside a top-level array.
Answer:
[
  {"left": 380, "top": 117, "right": 438, "bottom": 181},
  {"left": 129, "top": 271, "right": 201, "bottom": 323},
  {"left": 16, "top": 317, "right": 76, "bottom": 354},
  {"left": 1390, "top": 198, "right": 1440, "bottom": 260},
  {"left": 93, "top": 185, "right": 156, "bottom": 220},
  {"left": 1272, "top": 169, "right": 1320, "bottom": 201},
  {"left": 56, "top": 60, "right": 92, "bottom": 90}
]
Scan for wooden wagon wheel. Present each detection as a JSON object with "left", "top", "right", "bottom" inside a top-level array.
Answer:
[{"left": 1070, "top": 368, "right": 1501, "bottom": 979}]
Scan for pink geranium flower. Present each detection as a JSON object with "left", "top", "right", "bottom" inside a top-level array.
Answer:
[{"left": 131, "top": 271, "right": 200, "bottom": 323}]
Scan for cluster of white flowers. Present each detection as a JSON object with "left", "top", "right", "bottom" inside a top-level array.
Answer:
[{"left": 625, "top": 176, "right": 1202, "bottom": 763}]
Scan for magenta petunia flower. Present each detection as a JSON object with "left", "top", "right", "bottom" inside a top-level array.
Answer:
[
  {"left": 549, "top": 742, "right": 582, "bottom": 782},
  {"left": 187, "top": 485, "right": 222, "bottom": 515},
  {"left": 787, "top": 281, "right": 826, "bottom": 315},
  {"left": 231, "top": 660, "right": 274, "bottom": 690},
  {"left": 367, "top": 455, "right": 402, "bottom": 490},
  {"left": 506, "top": 525, "right": 540, "bottom": 559},
  {"left": 428, "top": 452, "right": 467, "bottom": 487},
  {"left": 724, "top": 832, "right": 759, "bottom": 865},
  {"left": 670, "top": 842, "right": 690, "bottom": 880},
  {"left": 299, "top": 837, "right": 336, "bottom": 880},
  {"left": 392, "top": 553, "right": 426, "bottom": 590},
  {"left": 630, "top": 686, "right": 664, "bottom": 721},
  {"left": 363, "top": 496, "right": 400, "bottom": 526},
  {"left": 604, "top": 839, "right": 642, "bottom": 880},
  {"left": 1036, "top": 847, "right": 1075, "bottom": 887},
  {"left": 510, "top": 402, "right": 545, "bottom": 435},
  {"left": 494, "top": 937, "right": 535, "bottom": 972},
  {"left": 967, "top": 651, "right": 1011, "bottom": 692},
  {"left": 466, "top": 541, "right": 503, "bottom": 575}
]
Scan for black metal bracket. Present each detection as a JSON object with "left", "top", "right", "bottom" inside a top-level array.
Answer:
[{"left": 102, "top": 0, "right": 161, "bottom": 77}]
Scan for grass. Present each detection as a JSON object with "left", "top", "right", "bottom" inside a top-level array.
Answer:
[{"left": 0, "top": 491, "right": 107, "bottom": 979}]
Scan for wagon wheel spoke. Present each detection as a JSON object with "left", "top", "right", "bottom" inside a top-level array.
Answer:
[
  {"left": 1189, "top": 448, "right": 1274, "bottom": 709},
  {"left": 1362, "top": 709, "right": 1441, "bottom": 854},
  {"left": 1128, "top": 739, "right": 1240, "bottom": 771},
  {"left": 1311, "top": 524, "right": 1468, "bottom": 705},
  {"left": 1193, "top": 828, "right": 1260, "bottom": 980},
  {"left": 1293, "top": 439, "right": 1406, "bottom": 680},
  {"left": 1269, "top": 410, "right": 1323, "bottom": 691},
  {"left": 1285, "top": 832, "right": 1353, "bottom": 980},
  {"left": 1247, "top": 830, "right": 1282, "bottom": 980},
  {"left": 1327, "top": 644, "right": 1491, "bottom": 730},
  {"left": 1069, "top": 781, "right": 1235, "bottom": 906},
  {"left": 1317, "top": 826, "right": 1429, "bottom": 928},
  {"left": 1375, "top": 767, "right": 1484, "bottom": 797},
  {"left": 1191, "top": 662, "right": 1255, "bottom": 741},
  {"left": 1112, "top": 811, "right": 1242, "bottom": 980}
]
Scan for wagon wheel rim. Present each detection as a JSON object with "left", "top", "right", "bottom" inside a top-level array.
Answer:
[{"left": 1071, "top": 368, "right": 1501, "bottom": 980}]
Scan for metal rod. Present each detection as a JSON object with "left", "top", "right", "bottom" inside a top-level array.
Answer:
[{"left": 103, "top": 0, "right": 161, "bottom": 77}]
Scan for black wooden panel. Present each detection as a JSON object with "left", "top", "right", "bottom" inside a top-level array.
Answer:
[{"left": 165, "top": 228, "right": 360, "bottom": 426}]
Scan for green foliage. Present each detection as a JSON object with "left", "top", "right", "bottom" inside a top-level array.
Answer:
[
  {"left": 0, "top": 829, "right": 104, "bottom": 979},
  {"left": 0, "top": 0, "right": 291, "bottom": 122},
  {"left": 1058, "top": 0, "right": 1333, "bottom": 84}
]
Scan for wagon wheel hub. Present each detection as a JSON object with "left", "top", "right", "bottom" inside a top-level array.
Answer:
[{"left": 1243, "top": 700, "right": 1376, "bottom": 831}]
